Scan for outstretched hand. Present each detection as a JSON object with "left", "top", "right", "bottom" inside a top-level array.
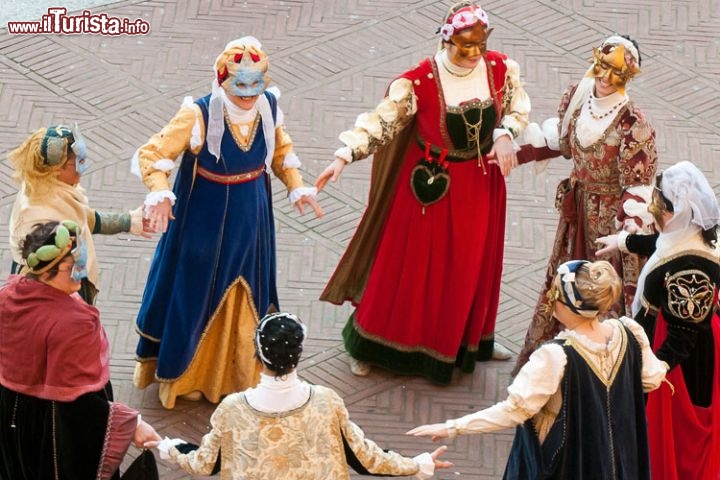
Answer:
[
  {"left": 294, "top": 195, "right": 324, "bottom": 218},
  {"left": 406, "top": 423, "right": 450, "bottom": 442},
  {"left": 134, "top": 420, "right": 161, "bottom": 448},
  {"left": 595, "top": 234, "right": 619, "bottom": 257},
  {"left": 430, "top": 445, "right": 453, "bottom": 469},
  {"left": 315, "top": 158, "right": 347, "bottom": 192},
  {"left": 486, "top": 135, "right": 518, "bottom": 177}
]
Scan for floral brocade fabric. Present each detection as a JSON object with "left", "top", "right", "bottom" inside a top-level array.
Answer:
[
  {"left": 514, "top": 83, "right": 657, "bottom": 375},
  {"left": 170, "top": 385, "right": 419, "bottom": 479}
]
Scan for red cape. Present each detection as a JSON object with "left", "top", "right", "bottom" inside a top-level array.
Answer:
[
  {"left": 646, "top": 310, "right": 720, "bottom": 480},
  {"left": 0, "top": 275, "right": 109, "bottom": 401}
]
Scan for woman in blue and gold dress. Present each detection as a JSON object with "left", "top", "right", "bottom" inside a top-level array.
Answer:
[
  {"left": 316, "top": 2, "right": 530, "bottom": 383},
  {"left": 133, "top": 37, "right": 323, "bottom": 409}
]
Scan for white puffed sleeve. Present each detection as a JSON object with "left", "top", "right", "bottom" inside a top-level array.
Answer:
[
  {"left": 338, "top": 77, "right": 417, "bottom": 162},
  {"left": 619, "top": 316, "right": 668, "bottom": 392},
  {"left": 447, "top": 343, "right": 566, "bottom": 436}
]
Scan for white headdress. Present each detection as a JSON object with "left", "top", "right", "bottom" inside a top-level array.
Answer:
[{"left": 632, "top": 161, "right": 720, "bottom": 316}]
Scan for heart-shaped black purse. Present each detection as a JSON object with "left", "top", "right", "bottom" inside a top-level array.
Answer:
[{"left": 410, "top": 158, "right": 450, "bottom": 207}]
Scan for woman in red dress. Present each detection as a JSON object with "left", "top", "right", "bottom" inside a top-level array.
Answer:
[{"left": 316, "top": 2, "right": 530, "bottom": 383}]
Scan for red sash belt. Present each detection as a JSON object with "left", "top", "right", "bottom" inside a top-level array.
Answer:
[{"left": 196, "top": 165, "right": 265, "bottom": 184}]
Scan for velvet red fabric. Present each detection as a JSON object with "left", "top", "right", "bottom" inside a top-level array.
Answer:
[
  {"left": 352, "top": 54, "right": 508, "bottom": 367},
  {"left": 99, "top": 402, "right": 141, "bottom": 480},
  {"left": 646, "top": 310, "right": 720, "bottom": 480},
  {"left": 0, "top": 275, "right": 109, "bottom": 401}
]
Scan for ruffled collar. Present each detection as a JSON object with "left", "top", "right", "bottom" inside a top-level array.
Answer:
[{"left": 557, "top": 318, "right": 621, "bottom": 353}]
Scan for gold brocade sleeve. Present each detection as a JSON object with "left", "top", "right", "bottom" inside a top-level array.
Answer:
[
  {"left": 338, "top": 77, "right": 417, "bottom": 162},
  {"left": 170, "top": 398, "right": 225, "bottom": 475},
  {"left": 500, "top": 59, "right": 531, "bottom": 138},
  {"left": 331, "top": 390, "right": 419, "bottom": 475},
  {"left": 270, "top": 125, "right": 303, "bottom": 193},
  {"left": 137, "top": 104, "right": 204, "bottom": 192}
]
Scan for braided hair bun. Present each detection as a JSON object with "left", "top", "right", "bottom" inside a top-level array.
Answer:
[{"left": 254, "top": 312, "right": 306, "bottom": 377}]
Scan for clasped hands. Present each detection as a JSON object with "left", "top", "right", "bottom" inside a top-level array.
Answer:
[{"left": 486, "top": 134, "right": 518, "bottom": 177}]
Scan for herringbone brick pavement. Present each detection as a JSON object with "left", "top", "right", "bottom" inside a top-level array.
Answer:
[{"left": 1, "top": 0, "right": 719, "bottom": 478}]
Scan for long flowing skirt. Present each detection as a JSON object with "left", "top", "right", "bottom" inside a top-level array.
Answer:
[
  {"left": 344, "top": 146, "right": 506, "bottom": 384},
  {"left": 135, "top": 163, "right": 274, "bottom": 408}
]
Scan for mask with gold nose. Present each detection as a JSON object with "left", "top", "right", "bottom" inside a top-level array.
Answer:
[{"left": 586, "top": 40, "right": 640, "bottom": 95}]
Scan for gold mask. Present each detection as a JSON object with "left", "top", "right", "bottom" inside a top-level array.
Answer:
[
  {"left": 447, "top": 23, "right": 492, "bottom": 65},
  {"left": 586, "top": 44, "right": 640, "bottom": 95}
]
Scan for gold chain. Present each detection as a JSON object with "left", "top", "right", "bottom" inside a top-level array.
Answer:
[{"left": 460, "top": 109, "right": 486, "bottom": 174}]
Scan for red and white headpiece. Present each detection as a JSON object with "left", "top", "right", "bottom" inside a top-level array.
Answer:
[{"left": 440, "top": 4, "right": 490, "bottom": 41}]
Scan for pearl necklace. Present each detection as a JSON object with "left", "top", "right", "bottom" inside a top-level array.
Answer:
[
  {"left": 441, "top": 58, "right": 476, "bottom": 78},
  {"left": 587, "top": 95, "right": 626, "bottom": 120}
]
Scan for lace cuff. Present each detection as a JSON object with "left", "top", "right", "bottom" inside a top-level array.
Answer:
[
  {"left": 334, "top": 146, "right": 353, "bottom": 164},
  {"left": 412, "top": 452, "right": 435, "bottom": 480},
  {"left": 617, "top": 230, "right": 630, "bottom": 254},
  {"left": 144, "top": 190, "right": 177, "bottom": 206},
  {"left": 445, "top": 419, "right": 459, "bottom": 438},
  {"left": 493, "top": 127, "right": 513, "bottom": 141},
  {"left": 288, "top": 186, "right": 318, "bottom": 205},
  {"left": 128, "top": 206, "right": 144, "bottom": 235},
  {"left": 157, "top": 437, "right": 187, "bottom": 461}
]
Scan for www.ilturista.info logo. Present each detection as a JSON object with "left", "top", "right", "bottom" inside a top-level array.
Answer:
[{"left": 7, "top": 7, "right": 151, "bottom": 35}]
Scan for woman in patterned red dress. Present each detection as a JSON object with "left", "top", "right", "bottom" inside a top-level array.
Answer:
[{"left": 514, "top": 35, "right": 658, "bottom": 374}]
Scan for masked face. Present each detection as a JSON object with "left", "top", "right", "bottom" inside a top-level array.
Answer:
[
  {"left": 71, "top": 125, "right": 89, "bottom": 175},
  {"left": 70, "top": 239, "right": 88, "bottom": 282},
  {"left": 446, "top": 23, "right": 492, "bottom": 69},
  {"left": 587, "top": 44, "right": 639, "bottom": 96},
  {"left": 225, "top": 68, "right": 265, "bottom": 98}
]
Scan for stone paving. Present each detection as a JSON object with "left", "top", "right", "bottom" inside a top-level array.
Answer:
[{"left": 1, "top": 0, "right": 719, "bottom": 478}]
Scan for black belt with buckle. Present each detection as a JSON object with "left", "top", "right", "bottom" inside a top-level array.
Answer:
[{"left": 416, "top": 134, "right": 489, "bottom": 162}]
